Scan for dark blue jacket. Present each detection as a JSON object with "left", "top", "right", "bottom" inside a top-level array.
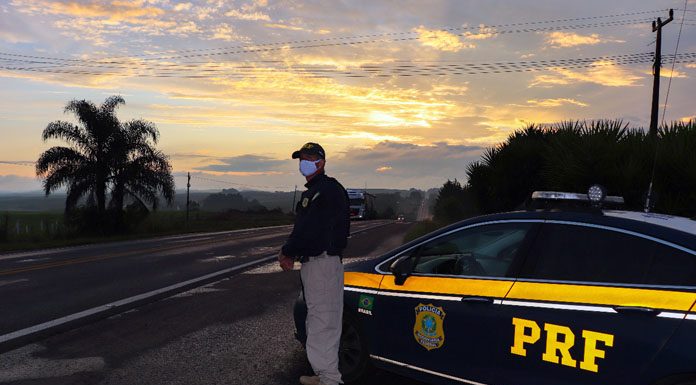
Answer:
[{"left": 282, "top": 173, "right": 350, "bottom": 259}]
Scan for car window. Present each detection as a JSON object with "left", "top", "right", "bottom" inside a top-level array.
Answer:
[
  {"left": 646, "top": 243, "right": 696, "bottom": 286},
  {"left": 524, "top": 223, "right": 654, "bottom": 284},
  {"left": 412, "top": 222, "right": 533, "bottom": 278}
]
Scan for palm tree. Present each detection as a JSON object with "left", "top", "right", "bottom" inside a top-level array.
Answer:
[
  {"left": 36, "top": 96, "right": 174, "bottom": 231},
  {"left": 109, "top": 119, "right": 175, "bottom": 212}
]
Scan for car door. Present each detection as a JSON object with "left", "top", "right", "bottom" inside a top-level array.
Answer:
[
  {"left": 500, "top": 221, "right": 696, "bottom": 385},
  {"left": 371, "top": 220, "right": 541, "bottom": 384}
]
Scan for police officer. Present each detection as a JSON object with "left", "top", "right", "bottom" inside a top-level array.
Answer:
[{"left": 278, "top": 142, "right": 350, "bottom": 385}]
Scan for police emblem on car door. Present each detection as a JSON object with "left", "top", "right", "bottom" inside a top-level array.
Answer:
[{"left": 414, "top": 303, "right": 446, "bottom": 351}]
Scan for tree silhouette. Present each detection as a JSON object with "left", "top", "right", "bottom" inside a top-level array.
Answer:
[
  {"left": 465, "top": 119, "right": 696, "bottom": 217},
  {"left": 36, "top": 96, "right": 174, "bottom": 232}
]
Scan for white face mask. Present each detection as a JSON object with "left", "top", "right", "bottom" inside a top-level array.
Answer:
[{"left": 299, "top": 159, "right": 321, "bottom": 176}]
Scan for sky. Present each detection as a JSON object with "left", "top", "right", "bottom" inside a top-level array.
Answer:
[{"left": 1, "top": 0, "right": 695, "bottom": 193}]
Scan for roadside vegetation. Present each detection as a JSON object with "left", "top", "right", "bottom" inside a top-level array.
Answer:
[
  {"left": 36, "top": 95, "right": 175, "bottom": 235},
  {"left": 0, "top": 96, "right": 294, "bottom": 253},
  {"left": 0, "top": 209, "right": 291, "bottom": 253},
  {"left": 405, "top": 119, "right": 696, "bottom": 242}
]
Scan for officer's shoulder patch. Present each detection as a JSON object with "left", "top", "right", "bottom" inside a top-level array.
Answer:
[{"left": 301, "top": 197, "right": 309, "bottom": 208}]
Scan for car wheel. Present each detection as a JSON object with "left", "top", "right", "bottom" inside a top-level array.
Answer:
[{"left": 339, "top": 311, "right": 373, "bottom": 384}]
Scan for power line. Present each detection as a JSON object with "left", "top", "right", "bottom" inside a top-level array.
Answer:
[
  {"left": 0, "top": 9, "right": 667, "bottom": 65},
  {"left": 0, "top": 51, "right": 658, "bottom": 74},
  {"left": 0, "top": 17, "right": 657, "bottom": 66},
  {"left": 660, "top": 4, "right": 688, "bottom": 126},
  {"left": 2, "top": 52, "right": 695, "bottom": 79}
]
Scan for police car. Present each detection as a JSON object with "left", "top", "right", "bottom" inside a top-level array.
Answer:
[{"left": 294, "top": 186, "right": 696, "bottom": 385}]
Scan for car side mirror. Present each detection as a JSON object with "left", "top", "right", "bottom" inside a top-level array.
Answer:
[{"left": 390, "top": 255, "right": 414, "bottom": 286}]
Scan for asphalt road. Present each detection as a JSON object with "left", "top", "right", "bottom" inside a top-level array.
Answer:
[
  {"left": 0, "top": 221, "right": 387, "bottom": 336},
  {"left": 0, "top": 221, "right": 427, "bottom": 385}
]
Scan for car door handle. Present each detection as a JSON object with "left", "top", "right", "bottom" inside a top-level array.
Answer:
[
  {"left": 612, "top": 306, "right": 661, "bottom": 316},
  {"left": 460, "top": 296, "right": 493, "bottom": 304}
]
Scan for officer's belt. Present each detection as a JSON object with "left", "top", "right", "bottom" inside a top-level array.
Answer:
[{"left": 299, "top": 252, "right": 340, "bottom": 263}]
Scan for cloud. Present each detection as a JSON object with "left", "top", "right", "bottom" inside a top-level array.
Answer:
[
  {"left": 414, "top": 26, "right": 475, "bottom": 52},
  {"left": 686, "top": 63, "right": 696, "bottom": 69},
  {"left": 265, "top": 23, "right": 305, "bottom": 31},
  {"left": 195, "top": 154, "right": 288, "bottom": 173},
  {"left": 208, "top": 23, "right": 247, "bottom": 41},
  {"left": 224, "top": 9, "right": 271, "bottom": 21},
  {"left": 524, "top": 98, "right": 588, "bottom": 108},
  {"left": 464, "top": 25, "right": 496, "bottom": 40},
  {"left": 544, "top": 31, "right": 623, "bottom": 48},
  {"left": 643, "top": 68, "right": 689, "bottom": 79},
  {"left": 13, "top": 0, "right": 165, "bottom": 21},
  {"left": 173, "top": 2, "right": 192, "bottom": 12},
  {"left": 545, "top": 32, "right": 601, "bottom": 48},
  {"left": 529, "top": 61, "right": 644, "bottom": 87},
  {"left": 331, "top": 141, "right": 485, "bottom": 186}
]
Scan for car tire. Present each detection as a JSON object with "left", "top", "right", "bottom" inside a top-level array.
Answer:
[{"left": 339, "top": 311, "right": 373, "bottom": 384}]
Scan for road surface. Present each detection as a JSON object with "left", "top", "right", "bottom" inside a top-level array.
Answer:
[{"left": 0, "top": 220, "right": 428, "bottom": 385}]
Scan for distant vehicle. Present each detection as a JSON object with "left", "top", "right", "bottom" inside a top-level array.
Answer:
[
  {"left": 396, "top": 214, "right": 405, "bottom": 221},
  {"left": 295, "top": 186, "right": 696, "bottom": 385},
  {"left": 347, "top": 189, "right": 375, "bottom": 220}
]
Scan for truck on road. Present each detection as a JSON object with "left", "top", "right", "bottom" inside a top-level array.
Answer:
[{"left": 346, "top": 189, "right": 375, "bottom": 220}]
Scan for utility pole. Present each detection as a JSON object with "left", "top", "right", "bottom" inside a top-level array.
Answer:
[
  {"left": 649, "top": 9, "right": 674, "bottom": 138},
  {"left": 186, "top": 172, "right": 191, "bottom": 227}
]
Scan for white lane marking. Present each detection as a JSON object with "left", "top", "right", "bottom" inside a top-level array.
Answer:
[
  {"left": 169, "top": 285, "right": 225, "bottom": 298},
  {"left": 170, "top": 237, "right": 213, "bottom": 244},
  {"left": 200, "top": 255, "right": 236, "bottom": 263},
  {"left": 370, "top": 355, "right": 488, "bottom": 385},
  {"left": 0, "top": 279, "right": 29, "bottom": 288},
  {"left": 16, "top": 258, "right": 51, "bottom": 264},
  {"left": 0, "top": 220, "right": 397, "bottom": 347},
  {"left": 0, "top": 254, "right": 277, "bottom": 346}
]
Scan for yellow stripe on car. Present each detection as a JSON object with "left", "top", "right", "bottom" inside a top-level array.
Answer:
[
  {"left": 345, "top": 272, "right": 383, "bottom": 290},
  {"left": 507, "top": 281, "right": 696, "bottom": 312},
  {"left": 379, "top": 275, "right": 513, "bottom": 298}
]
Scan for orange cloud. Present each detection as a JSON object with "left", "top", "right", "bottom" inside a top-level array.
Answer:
[
  {"left": 414, "top": 26, "right": 475, "bottom": 52},
  {"left": 224, "top": 9, "right": 271, "bottom": 21},
  {"left": 208, "top": 23, "right": 247, "bottom": 42},
  {"left": 16, "top": 0, "right": 165, "bottom": 21},
  {"left": 530, "top": 61, "right": 644, "bottom": 87},
  {"left": 525, "top": 98, "right": 588, "bottom": 107},
  {"left": 545, "top": 32, "right": 601, "bottom": 48},
  {"left": 376, "top": 166, "right": 392, "bottom": 173}
]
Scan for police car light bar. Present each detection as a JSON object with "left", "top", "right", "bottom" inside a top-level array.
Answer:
[{"left": 531, "top": 191, "right": 625, "bottom": 204}]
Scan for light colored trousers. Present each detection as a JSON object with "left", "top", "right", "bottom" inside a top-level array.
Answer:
[{"left": 300, "top": 252, "right": 344, "bottom": 385}]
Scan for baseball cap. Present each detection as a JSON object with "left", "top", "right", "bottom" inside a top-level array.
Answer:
[{"left": 291, "top": 142, "right": 326, "bottom": 159}]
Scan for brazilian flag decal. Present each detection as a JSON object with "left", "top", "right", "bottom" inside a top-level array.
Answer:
[{"left": 359, "top": 294, "right": 374, "bottom": 311}]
